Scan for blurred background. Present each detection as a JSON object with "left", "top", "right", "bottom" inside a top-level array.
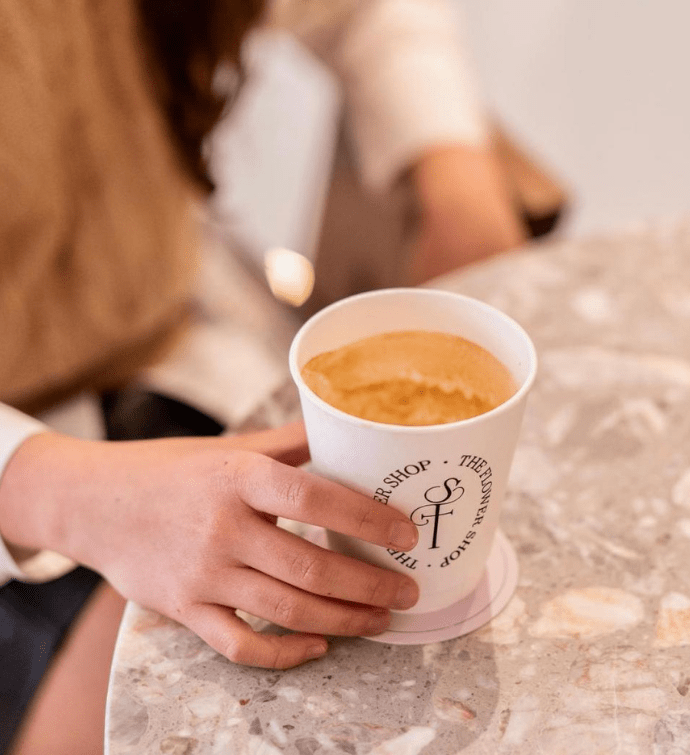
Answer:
[
  {"left": 463, "top": 0, "right": 690, "bottom": 237},
  {"left": 209, "top": 0, "right": 690, "bottom": 262}
]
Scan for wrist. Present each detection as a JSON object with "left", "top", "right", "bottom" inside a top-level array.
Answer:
[
  {"left": 413, "top": 144, "right": 486, "bottom": 206},
  {"left": 413, "top": 144, "right": 526, "bottom": 240},
  {"left": 0, "top": 432, "right": 85, "bottom": 564}
]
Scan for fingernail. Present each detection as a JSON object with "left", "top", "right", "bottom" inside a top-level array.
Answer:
[
  {"left": 394, "top": 580, "right": 419, "bottom": 610},
  {"left": 306, "top": 641, "right": 328, "bottom": 659},
  {"left": 389, "top": 520, "right": 418, "bottom": 551}
]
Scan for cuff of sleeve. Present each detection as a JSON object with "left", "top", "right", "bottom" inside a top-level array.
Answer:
[
  {"left": 339, "top": 0, "right": 490, "bottom": 192},
  {"left": 0, "top": 404, "right": 76, "bottom": 585},
  {"left": 0, "top": 538, "right": 76, "bottom": 585}
]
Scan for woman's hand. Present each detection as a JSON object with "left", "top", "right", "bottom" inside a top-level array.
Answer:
[
  {"left": 0, "top": 423, "right": 419, "bottom": 668},
  {"left": 410, "top": 144, "right": 527, "bottom": 283}
]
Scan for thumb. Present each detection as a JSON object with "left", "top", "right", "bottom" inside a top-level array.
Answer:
[{"left": 224, "top": 421, "right": 310, "bottom": 467}]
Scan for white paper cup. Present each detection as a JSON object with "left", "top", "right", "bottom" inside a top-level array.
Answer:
[{"left": 289, "top": 288, "right": 537, "bottom": 614}]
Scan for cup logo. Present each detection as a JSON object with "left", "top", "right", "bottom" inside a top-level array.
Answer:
[
  {"left": 379, "top": 455, "right": 493, "bottom": 570},
  {"left": 423, "top": 477, "right": 465, "bottom": 505},
  {"left": 410, "top": 478, "right": 464, "bottom": 549}
]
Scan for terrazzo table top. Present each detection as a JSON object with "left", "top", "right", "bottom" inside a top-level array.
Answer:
[{"left": 106, "top": 225, "right": 690, "bottom": 754}]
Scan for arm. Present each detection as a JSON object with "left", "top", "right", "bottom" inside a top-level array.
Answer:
[
  {"left": 0, "top": 422, "right": 419, "bottom": 668},
  {"left": 272, "top": 0, "right": 487, "bottom": 190},
  {"left": 408, "top": 143, "right": 526, "bottom": 283},
  {"left": 271, "top": 0, "right": 526, "bottom": 277}
]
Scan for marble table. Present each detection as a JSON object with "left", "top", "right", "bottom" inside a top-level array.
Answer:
[{"left": 106, "top": 224, "right": 690, "bottom": 754}]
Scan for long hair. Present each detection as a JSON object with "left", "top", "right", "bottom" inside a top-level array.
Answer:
[{"left": 138, "top": 0, "right": 265, "bottom": 191}]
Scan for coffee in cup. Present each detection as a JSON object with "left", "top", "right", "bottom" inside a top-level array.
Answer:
[{"left": 300, "top": 330, "right": 516, "bottom": 426}]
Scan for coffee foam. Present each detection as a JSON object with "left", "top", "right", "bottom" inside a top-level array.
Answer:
[{"left": 301, "top": 330, "right": 516, "bottom": 426}]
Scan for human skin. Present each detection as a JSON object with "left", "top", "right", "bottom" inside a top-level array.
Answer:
[
  {"left": 0, "top": 422, "right": 419, "bottom": 669},
  {"left": 411, "top": 144, "right": 527, "bottom": 283}
]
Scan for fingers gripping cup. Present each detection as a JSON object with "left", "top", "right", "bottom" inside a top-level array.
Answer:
[{"left": 289, "top": 289, "right": 537, "bottom": 642}]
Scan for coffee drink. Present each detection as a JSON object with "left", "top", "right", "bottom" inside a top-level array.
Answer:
[{"left": 301, "top": 330, "right": 516, "bottom": 426}]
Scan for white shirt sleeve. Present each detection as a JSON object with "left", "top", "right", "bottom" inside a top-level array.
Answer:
[
  {"left": 271, "top": 0, "right": 489, "bottom": 191},
  {"left": 0, "top": 403, "right": 49, "bottom": 584},
  {"left": 0, "top": 403, "right": 78, "bottom": 586}
]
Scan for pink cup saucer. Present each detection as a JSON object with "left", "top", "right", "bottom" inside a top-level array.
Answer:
[
  {"left": 304, "top": 527, "right": 518, "bottom": 645},
  {"left": 370, "top": 529, "right": 518, "bottom": 644}
]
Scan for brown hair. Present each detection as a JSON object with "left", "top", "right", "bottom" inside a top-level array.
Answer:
[{"left": 138, "top": 0, "right": 265, "bottom": 191}]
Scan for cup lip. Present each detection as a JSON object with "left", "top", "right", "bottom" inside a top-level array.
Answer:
[{"left": 289, "top": 287, "right": 538, "bottom": 434}]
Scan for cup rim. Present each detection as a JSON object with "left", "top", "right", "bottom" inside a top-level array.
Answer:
[{"left": 289, "top": 287, "right": 538, "bottom": 433}]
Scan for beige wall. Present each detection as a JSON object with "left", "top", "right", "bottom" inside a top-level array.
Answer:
[{"left": 462, "top": 0, "right": 690, "bottom": 236}]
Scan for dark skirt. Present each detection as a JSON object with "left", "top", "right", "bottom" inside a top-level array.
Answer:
[{"left": 0, "top": 390, "right": 223, "bottom": 753}]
